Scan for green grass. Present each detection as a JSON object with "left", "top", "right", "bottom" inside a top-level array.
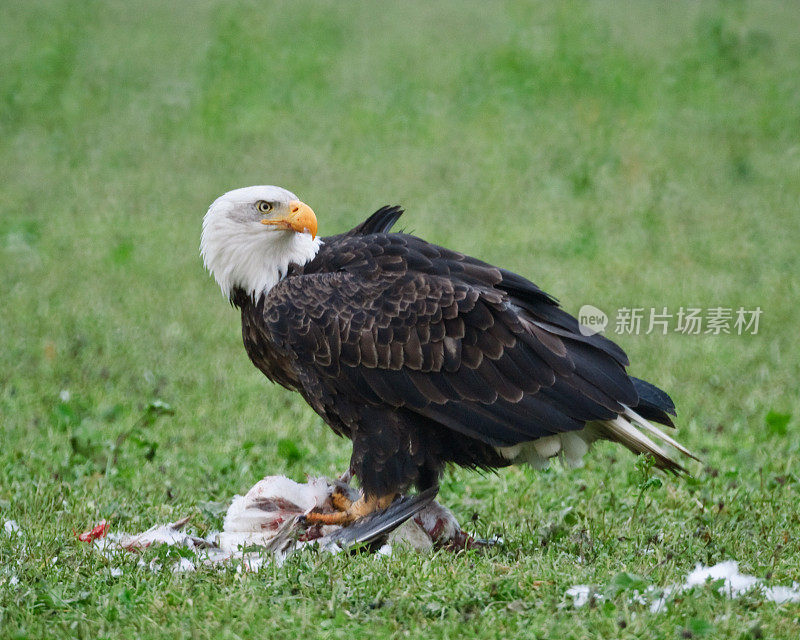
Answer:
[{"left": 2, "top": 0, "right": 800, "bottom": 637}]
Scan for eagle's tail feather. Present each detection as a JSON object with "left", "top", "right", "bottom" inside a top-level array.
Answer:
[
  {"left": 594, "top": 415, "right": 690, "bottom": 474},
  {"left": 630, "top": 377, "right": 676, "bottom": 427},
  {"left": 623, "top": 406, "right": 699, "bottom": 461}
]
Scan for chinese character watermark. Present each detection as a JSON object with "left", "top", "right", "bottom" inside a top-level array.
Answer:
[
  {"left": 615, "top": 307, "right": 644, "bottom": 335},
  {"left": 675, "top": 307, "right": 703, "bottom": 334},
  {"left": 733, "top": 307, "right": 762, "bottom": 335},
  {"left": 577, "top": 306, "right": 762, "bottom": 336}
]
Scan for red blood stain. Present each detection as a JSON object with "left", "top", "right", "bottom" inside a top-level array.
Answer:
[
  {"left": 76, "top": 520, "right": 110, "bottom": 543},
  {"left": 263, "top": 516, "right": 284, "bottom": 531}
]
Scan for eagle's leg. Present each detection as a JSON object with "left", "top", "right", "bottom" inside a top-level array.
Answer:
[
  {"left": 330, "top": 486, "right": 354, "bottom": 512},
  {"left": 303, "top": 493, "right": 397, "bottom": 526},
  {"left": 330, "top": 467, "right": 355, "bottom": 511}
]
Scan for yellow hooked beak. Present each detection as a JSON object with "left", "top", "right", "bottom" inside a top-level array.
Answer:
[{"left": 261, "top": 200, "right": 317, "bottom": 239}]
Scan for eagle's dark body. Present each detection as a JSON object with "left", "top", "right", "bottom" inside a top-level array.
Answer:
[{"left": 231, "top": 206, "right": 678, "bottom": 498}]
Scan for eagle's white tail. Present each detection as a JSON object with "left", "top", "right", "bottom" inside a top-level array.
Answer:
[
  {"left": 593, "top": 410, "right": 698, "bottom": 473},
  {"left": 622, "top": 406, "right": 697, "bottom": 460}
]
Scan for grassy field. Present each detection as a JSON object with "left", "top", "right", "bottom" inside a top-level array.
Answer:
[{"left": 2, "top": 0, "right": 800, "bottom": 637}]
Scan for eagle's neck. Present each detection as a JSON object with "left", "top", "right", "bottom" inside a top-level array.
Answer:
[{"left": 202, "top": 215, "right": 322, "bottom": 300}]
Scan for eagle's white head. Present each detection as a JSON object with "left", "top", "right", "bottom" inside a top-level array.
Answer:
[{"left": 201, "top": 185, "right": 321, "bottom": 299}]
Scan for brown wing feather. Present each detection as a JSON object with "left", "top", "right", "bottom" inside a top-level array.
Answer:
[{"left": 260, "top": 232, "right": 642, "bottom": 448}]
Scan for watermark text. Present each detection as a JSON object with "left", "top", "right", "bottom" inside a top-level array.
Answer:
[{"left": 578, "top": 306, "right": 761, "bottom": 336}]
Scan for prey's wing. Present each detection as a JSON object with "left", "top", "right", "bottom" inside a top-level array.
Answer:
[{"left": 323, "top": 487, "right": 438, "bottom": 548}]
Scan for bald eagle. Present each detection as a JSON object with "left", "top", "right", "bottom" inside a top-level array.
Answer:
[{"left": 201, "top": 186, "right": 695, "bottom": 524}]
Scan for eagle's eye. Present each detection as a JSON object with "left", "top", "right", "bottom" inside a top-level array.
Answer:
[{"left": 256, "top": 200, "right": 273, "bottom": 213}]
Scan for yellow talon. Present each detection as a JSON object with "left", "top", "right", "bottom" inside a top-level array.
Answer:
[{"left": 303, "top": 493, "right": 397, "bottom": 526}]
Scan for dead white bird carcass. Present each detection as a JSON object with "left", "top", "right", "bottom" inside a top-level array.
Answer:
[{"left": 97, "top": 475, "right": 482, "bottom": 572}]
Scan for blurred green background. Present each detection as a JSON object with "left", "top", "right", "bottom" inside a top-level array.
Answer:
[{"left": 2, "top": 1, "right": 799, "bottom": 638}]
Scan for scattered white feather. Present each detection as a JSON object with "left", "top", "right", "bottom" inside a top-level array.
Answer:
[
  {"left": 4, "top": 520, "right": 20, "bottom": 534},
  {"left": 172, "top": 557, "right": 196, "bottom": 573},
  {"left": 237, "top": 554, "right": 269, "bottom": 573},
  {"left": 764, "top": 584, "right": 800, "bottom": 605},
  {"left": 568, "top": 561, "right": 800, "bottom": 613},
  {"left": 685, "top": 561, "right": 759, "bottom": 595},
  {"left": 685, "top": 561, "right": 800, "bottom": 605},
  {"left": 115, "top": 522, "right": 194, "bottom": 550},
  {"left": 566, "top": 585, "right": 597, "bottom": 607}
]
